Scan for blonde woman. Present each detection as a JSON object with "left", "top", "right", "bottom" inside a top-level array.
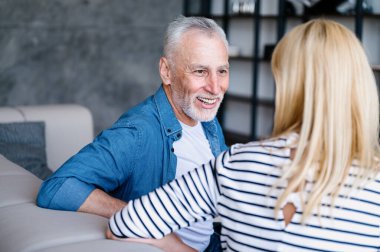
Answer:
[{"left": 107, "top": 19, "right": 380, "bottom": 251}]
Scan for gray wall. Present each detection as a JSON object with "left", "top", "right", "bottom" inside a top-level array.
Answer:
[{"left": 0, "top": 0, "right": 183, "bottom": 134}]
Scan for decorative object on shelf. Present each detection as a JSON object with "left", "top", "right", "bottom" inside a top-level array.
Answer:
[
  {"left": 336, "top": 0, "right": 372, "bottom": 14},
  {"left": 298, "top": 0, "right": 322, "bottom": 7},
  {"left": 304, "top": 0, "right": 345, "bottom": 14},
  {"left": 231, "top": 0, "right": 255, "bottom": 14},
  {"left": 303, "top": 0, "right": 372, "bottom": 15}
]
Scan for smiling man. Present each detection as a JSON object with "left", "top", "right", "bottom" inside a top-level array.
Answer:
[
  {"left": 37, "top": 16, "right": 229, "bottom": 252},
  {"left": 162, "top": 28, "right": 229, "bottom": 125}
]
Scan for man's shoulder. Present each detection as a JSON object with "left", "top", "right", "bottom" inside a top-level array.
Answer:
[
  {"left": 112, "top": 95, "right": 157, "bottom": 125},
  {"left": 113, "top": 106, "right": 159, "bottom": 127}
]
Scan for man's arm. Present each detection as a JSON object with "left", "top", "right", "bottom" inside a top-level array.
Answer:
[
  {"left": 79, "top": 188, "right": 127, "bottom": 218},
  {"left": 38, "top": 178, "right": 126, "bottom": 218},
  {"left": 37, "top": 176, "right": 96, "bottom": 211},
  {"left": 37, "top": 126, "right": 138, "bottom": 214}
]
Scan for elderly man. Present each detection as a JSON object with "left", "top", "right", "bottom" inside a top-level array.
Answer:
[{"left": 37, "top": 15, "right": 229, "bottom": 251}]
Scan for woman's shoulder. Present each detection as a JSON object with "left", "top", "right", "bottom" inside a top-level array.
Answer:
[
  {"left": 229, "top": 133, "right": 296, "bottom": 156},
  {"left": 220, "top": 135, "right": 293, "bottom": 171}
]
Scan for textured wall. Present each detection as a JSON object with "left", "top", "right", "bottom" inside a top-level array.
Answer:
[{"left": 0, "top": 0, "right": 183, "bottom": 133}]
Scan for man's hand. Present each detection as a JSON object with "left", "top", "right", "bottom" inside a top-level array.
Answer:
[
  {"left": 105, "top": 228, "right": 115, "bottom": 239},
  {"left": 78, "top": 188, "right": 127, "bottom": 218},
  {"left": 106, "top": 228, "right": 196, "bottom": 252}
]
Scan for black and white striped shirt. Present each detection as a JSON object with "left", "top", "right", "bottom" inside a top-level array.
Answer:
[{"left": 109, "top": 134, "right": 380, "bottom": 251}]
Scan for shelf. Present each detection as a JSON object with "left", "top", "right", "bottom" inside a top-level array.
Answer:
[
  {"left": 309, "top": 13, "right": 380, "bottom": 18},
  {"left": 226, "top": 93, "right": 251, "bottom": 103},
  {"left": 212, "top": 14, "right": 278, "bottom": 19},
  {"left": 184, "top": 0, "right": 380, "bottom": 140},
  {"left": 208, "top": 13, "right": 380, "bottom": 20},
  {"left": 229, "top": 55, "right": 254, "bottom": 61},
  {"left": 372, "top": 65, "right": 380, "bottom": 71},
  {"left": 257, "top": 98, "right": 275, "bottom": 107},
  {"left": 226, "top": 94, "right": 274, "bottom": 107},
  {"left": 362, "top": 13, "right": 380, "bottom": 18},
  {"left": 229, "top": 55, "right": 271, "bottom": 62}
]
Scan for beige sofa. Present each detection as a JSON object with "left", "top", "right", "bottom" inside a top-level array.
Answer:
[{"left": 0, "top": 104, "right": 161, "bottom": 252}]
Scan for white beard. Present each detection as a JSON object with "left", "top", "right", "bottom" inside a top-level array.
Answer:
[{"left": 171, "top": 86, "right": 223, "bottom": 122}]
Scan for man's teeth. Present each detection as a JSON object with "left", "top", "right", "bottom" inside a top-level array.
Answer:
[{"left": 198, "top": 97, "right": 217, "bottom": 105}]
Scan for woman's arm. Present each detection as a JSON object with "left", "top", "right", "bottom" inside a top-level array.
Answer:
[
  {"left": 106, "top": 228, "right": 196, "bottom": 252},
  {"left": 108, "top": 158, "right": 221, "bottom": 239}
]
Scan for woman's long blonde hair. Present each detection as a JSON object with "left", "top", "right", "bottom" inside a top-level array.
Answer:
[{"left": 271, "top": 19, "right": 380, "bottom": 222}]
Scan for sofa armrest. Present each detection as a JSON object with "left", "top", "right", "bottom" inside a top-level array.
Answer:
[
  {"left": 0, "top": 155, "right": 163, "bottom": 252},
  {"left": 0, "top": 104, "right": 94, "bottom": 171}
]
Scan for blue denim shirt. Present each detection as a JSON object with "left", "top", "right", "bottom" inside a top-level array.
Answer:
[{"left": 37, "top": 85, "right": 227, "bottom": 211}]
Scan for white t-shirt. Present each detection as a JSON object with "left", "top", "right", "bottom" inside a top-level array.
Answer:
[{"left": 173, "top": 121, "right": 214, "bottom": 251}]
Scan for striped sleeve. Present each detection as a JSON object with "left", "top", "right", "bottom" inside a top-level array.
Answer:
[{"left": 109, "top": 158, "right": 221, "bottom": 239}]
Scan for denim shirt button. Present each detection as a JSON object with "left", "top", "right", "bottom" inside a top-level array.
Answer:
[
  {"left": 167, "top": 129, "right": 172, "bottom": 133},
  {"left": 176, "top": 133, "right": 181, "bottom": 138},
  {"left": 171, "top": 147, "right": 174, "bottom": 152}
]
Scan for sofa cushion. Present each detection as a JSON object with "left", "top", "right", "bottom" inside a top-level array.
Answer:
[
  {"left": 0, "top": 121, "right": 52, "bottom": 180},
  {"left": 0, "top": 154, "right": 38, "bottom": 176},
  {"left": 37, "top": 239, "right": 163, "bottom": 252},
  {"left": 0, "top": 174, "right": 41, "bottom": 208},
  {"left": 0, "top": 203, "right": 108, "bottom": 252}
]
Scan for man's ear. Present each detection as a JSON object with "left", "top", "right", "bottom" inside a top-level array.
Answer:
[{"left": 159, "top": 57, "right": 172, "bottom": 85}]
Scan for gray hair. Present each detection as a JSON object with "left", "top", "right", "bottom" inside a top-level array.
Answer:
[{"left": 163, "top": 15, "right": 229, "bottom": 64}]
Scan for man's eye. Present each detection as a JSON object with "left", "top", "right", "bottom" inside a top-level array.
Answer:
[
  {"left": 218, "top": 69, "right": 228, "bottom": 75},
  {"left": 194, "top": 70, "right": 206, "bottom": 76}
]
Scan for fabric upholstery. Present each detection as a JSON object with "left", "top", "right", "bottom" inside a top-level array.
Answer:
[
  {"left": 0, "top": 105, "right": 162, "bottom": 252},
  {"left": 0, "top": 155, "right": 42, "bottom": 208}
]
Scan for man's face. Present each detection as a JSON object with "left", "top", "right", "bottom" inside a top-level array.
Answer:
[{"left": 169, "top": 30, "right": 229, "bottom": 123}]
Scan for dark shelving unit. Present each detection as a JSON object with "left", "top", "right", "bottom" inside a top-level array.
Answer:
[{"left": 184, "top": 0, "right": 380, "bottom": 145}]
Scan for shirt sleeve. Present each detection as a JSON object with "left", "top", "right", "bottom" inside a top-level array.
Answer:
[
  {"left": 37, "top": 177, "right": 96, "bottom": 210},
  {"left": 37, "top": 125, "right": 142, "bottom": 211},
  {"left": 108, "top": 155, "right": 223, "bottom": 239}
]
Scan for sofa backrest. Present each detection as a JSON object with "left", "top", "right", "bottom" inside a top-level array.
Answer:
[{"left": 0, "top": 104, "right": 94, "bottom": 171}]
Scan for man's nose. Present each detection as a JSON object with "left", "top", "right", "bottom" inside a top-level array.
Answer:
[{"left": 205, "top": 72, "right": 220, "bottom": 94}]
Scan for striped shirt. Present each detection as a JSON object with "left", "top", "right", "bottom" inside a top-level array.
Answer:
[{"left": 109, "top": 134, "right": 380, "bottom": 251}]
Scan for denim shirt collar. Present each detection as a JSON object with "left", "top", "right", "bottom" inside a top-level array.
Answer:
[
  {"left": 153, "top": 85, "right": 182, "bottom": 137},
  {"left": 153, "top": 85, "right": 224, "bottom": 156}
]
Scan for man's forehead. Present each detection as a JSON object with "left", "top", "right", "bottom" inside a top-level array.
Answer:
[{"left": 187, "top": 63, "right": 229, "bottom": 69}]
